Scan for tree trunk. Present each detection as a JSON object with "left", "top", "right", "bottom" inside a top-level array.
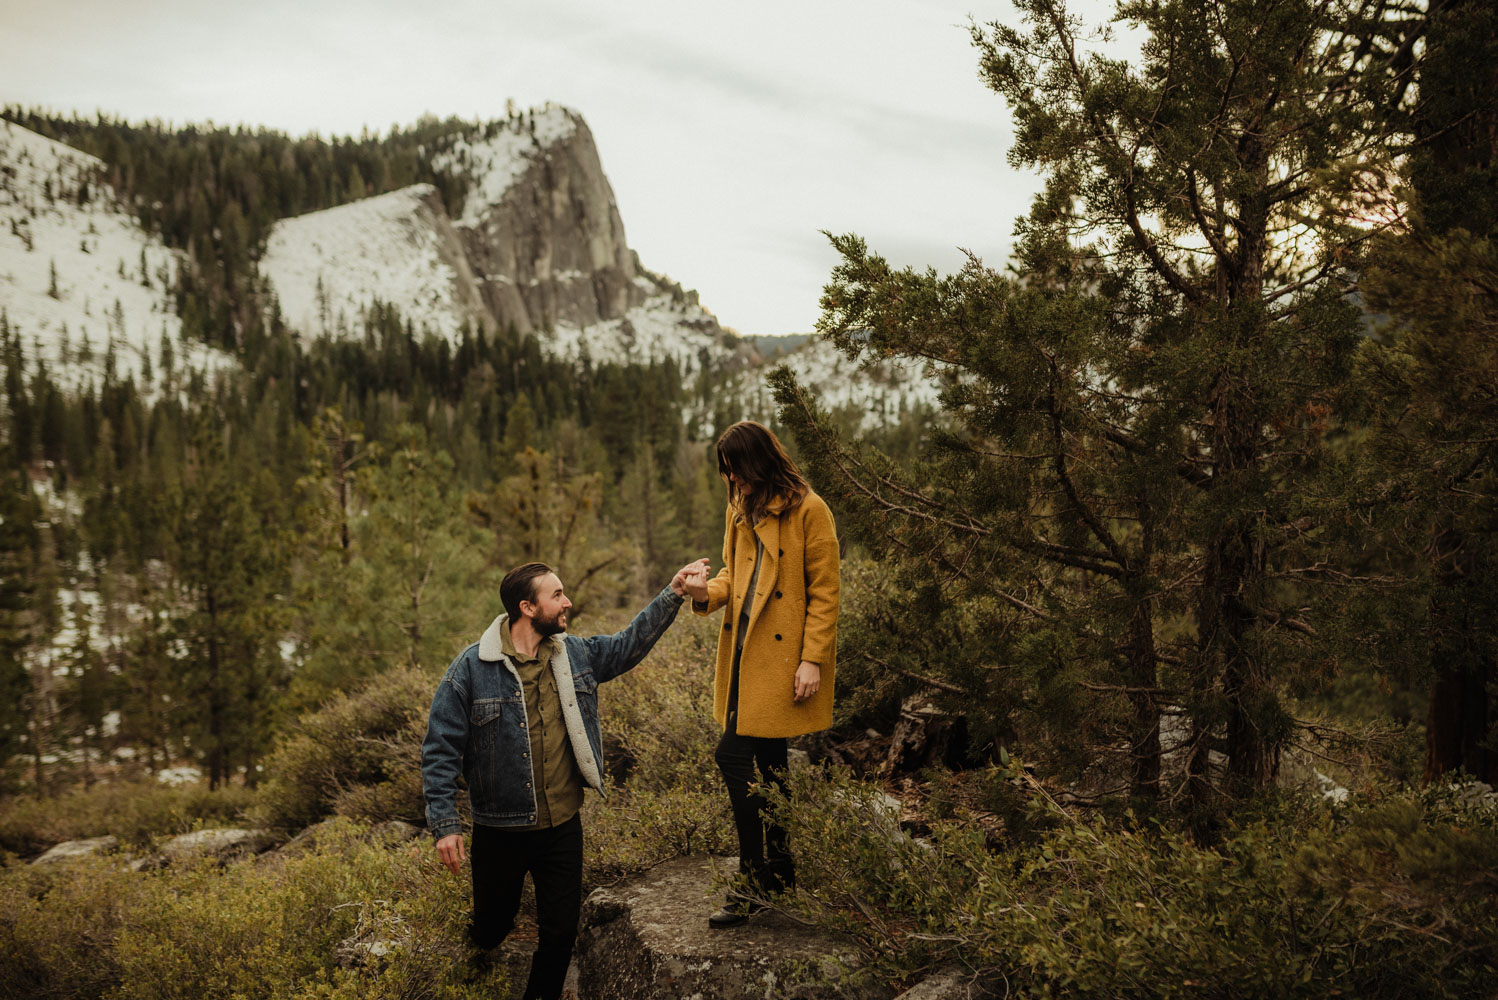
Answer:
[
  {"left": 206, "top": 586, "right": 224, "bottom": 790},
  {"left": 1127, "top": 597, "right": 1161, "bottom": 800},
  {"left": 1424, "top": 524, "right": 1498, "bottom": 783}
]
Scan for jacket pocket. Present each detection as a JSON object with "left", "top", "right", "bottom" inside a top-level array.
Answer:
[{"left": 470, "top": 697, "right": 509, "bottom": 727}]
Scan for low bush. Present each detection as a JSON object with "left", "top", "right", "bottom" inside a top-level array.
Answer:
[
  {"left": 0, "top": 818, "right": 497, "bottom": 1000},
  {"left": 764, "top": 765, "right": 1498, "bottom": 999},
  {"left": 584, "top": 610, "right": 736, "bottom": 881},
  {"left": 0, "top": 779, "right": 257, "bottom": 856},
  {"left": 255, "top": 666, "right": 431, "bottom": 831}
]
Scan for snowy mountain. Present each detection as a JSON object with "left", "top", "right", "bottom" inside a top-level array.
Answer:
[
  {"left": 261, "top": 104, "right": 750, "bottom": 377},
  {"left": 0, "top": 120, "right": 232, "bottom": 389}
]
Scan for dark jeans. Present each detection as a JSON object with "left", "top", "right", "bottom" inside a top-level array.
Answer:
[
  {"left": 714, "top": 724, "right": 794, "bottom": 894},
  {"left": 469, "top": 814, "right": 583, "bottom": 1000}
]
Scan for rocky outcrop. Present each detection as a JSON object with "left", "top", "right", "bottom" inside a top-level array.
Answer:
[
  {"left": 576, "top": 854, "right": 893, "bottom": 1000},
  {"left": 437, "top": 107, "right": 646, "bottom": 336},
  {"left": 892, "top": 970, "right": 995, "bottom": 1000}
]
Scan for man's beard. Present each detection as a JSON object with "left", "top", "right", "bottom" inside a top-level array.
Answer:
[{"left": 533, "top": 610, "right": 567, "bottom": 637}]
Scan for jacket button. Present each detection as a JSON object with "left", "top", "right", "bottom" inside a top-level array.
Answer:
[
  {"left": 778, "top": 548, "right": 783, "bottom": 555},
  {"left": 775, "top": 590, "right": 783, "bottom": 598},
  {"left": 723, "top": 623, "right": 731, "bottom": 631},
  {"left": 525, "top": 782, "right": 531, "bottom": 788},
  {"left": 775, "top": 634, "right": 783, "bottom": 641}
]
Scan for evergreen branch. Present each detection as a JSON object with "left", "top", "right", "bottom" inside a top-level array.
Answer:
[
  {"left": 1078, "top": 681, "right": 1178, "bottom": 696},
  {"left": 777, "top": 370, "right": 987, "bottom": 536},
  {"left": 860, "top": 653, "right": 972, "bottom": 697},
  {"left": 1041, "top": 1, "right": 1206, "bottom": 307},
  {"left": 1185, "top": 168, "right": 1235, "bottom": 267},
  {"left": 1029, "top": 540, "right": 1125, "bottom": 579},
  {"left": 1256, "top": 607, "right": 1318, "bottom": 636},
  {"left": 1046, "top": 374, "right": 1130, "bottom": 569}
]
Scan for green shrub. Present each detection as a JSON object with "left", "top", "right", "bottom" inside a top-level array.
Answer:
[
  {"left": 0, "top": 779, "right": 257, "bottom": 855},
  {"left": 763, "top": 766, "right": 1498, "bottom": 998},
  {"left": 257, "top": 666, "right": 431, "bottom": 831},
  {"left": 0, "top": 818, "right": 496, "bottom": 1000},
  {"left": 584, "top": 611, "right": 735, "bottom": 882}
]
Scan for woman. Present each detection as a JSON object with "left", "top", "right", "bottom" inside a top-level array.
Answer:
[{"left": 683, "top": 420, "right": 840, "bottom": 928}]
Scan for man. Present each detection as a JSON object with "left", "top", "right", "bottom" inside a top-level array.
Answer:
[{"left": 422, "top": 558, "right": 708, "bottom": 1000}]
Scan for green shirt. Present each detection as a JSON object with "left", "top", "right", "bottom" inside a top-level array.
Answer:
[{"left": 501, "top": 622, "right": 585, "bottom": 830}]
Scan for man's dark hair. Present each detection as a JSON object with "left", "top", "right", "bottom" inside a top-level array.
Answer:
[{"left": 501, "top": 562, "right": 554, "bottom": 622}]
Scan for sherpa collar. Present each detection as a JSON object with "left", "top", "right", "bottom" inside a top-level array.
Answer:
[
  {"left": 478, "top": 614, "right": 507, "bottom": 661},
  {"left": 477, "top": 613, "right": 560, "bottom": 663}
]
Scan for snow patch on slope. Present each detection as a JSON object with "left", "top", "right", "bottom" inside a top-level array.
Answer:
[
  {"left": 544, "top": 291, "right": 725, "bottom": 375},
  {"left": 261, "top": 184, "right": 477, "bottom": 342},
  {"left": 0, "top": 120, "right": 231, "bottom": 390},
  {"left": 433, "top": 104, "right": 579, "bottom": 229},
  {"left": 707, "top": 338, "right": 944, "bottom": 434}
]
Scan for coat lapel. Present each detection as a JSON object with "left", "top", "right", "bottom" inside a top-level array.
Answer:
[{"left": 746, "top": 507, "right": 782, "bottom": 627}]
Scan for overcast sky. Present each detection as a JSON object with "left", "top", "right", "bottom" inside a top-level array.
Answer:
[{"left": 1, "top": 0, "right": 1123, "bottom": 336}]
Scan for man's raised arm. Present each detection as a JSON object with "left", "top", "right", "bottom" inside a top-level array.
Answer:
[{"left": 581, "top": 559, "right": 708, "bottom": 682}]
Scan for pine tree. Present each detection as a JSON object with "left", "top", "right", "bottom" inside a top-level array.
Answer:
[{"left": 777, "top": 0, "right": 1418, "bottom": 805}]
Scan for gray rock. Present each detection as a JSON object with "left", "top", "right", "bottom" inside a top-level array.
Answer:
[
  {"left": 470, "top": 126, "right": 633, "bottom": 334},
  {"left": 31, "top": 835, "right": 119, "bottom": 864},
  {"left": 369, "top": 820, "right": 423, "bottom": 844},
  {"left": 155, "top": 827, "right": 277, "bottom": 866},
  {"left": 893, "top": 969, "right": 995, "bottom": 1000},
  {"left": 576, "top": 854, "right": 894, "bottom": 1000}
]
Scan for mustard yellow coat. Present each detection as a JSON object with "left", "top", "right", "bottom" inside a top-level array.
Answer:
[{"left": 693, "top": 491, "right": 840, "bottom": 738}]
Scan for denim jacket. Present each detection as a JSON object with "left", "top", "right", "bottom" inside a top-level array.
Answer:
[{"left": 421, "top": 586, "right": 684, "bottom": 837}]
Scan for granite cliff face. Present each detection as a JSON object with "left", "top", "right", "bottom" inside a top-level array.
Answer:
[
  {"left": 261, "top": 105, "right": 741, "bottom": 375},
  {"left": 436, "top": 107, "right": 646, "bottom": 335}
]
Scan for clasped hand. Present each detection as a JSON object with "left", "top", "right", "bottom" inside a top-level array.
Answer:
[{"left": 671, "top": 558, "right": 711, "bottom": 601}]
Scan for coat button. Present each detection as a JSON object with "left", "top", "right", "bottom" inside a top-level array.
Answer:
[
  {"left": 723, "top": 623, "right": 731, "bottom": 631},
  {"left": 775, "top": 590, "right": 783, "bottom": 598},
  {"left": 775, "top": 634, "right": 783, "bottom": 641},
  {"left": 778, "top": 548, "right": 783, "bottom": 555}
]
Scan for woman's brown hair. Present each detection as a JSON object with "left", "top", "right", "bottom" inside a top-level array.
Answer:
[{"left": 716, "top": 421, "right": 809, "bottom": 524}]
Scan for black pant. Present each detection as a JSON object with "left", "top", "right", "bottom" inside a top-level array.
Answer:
[
  {"left": 469, "top": 814, "right": 583, "bottom": 1000},
  {"left": 714, "top": 725, "right": 794, "bottom": 894}
]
